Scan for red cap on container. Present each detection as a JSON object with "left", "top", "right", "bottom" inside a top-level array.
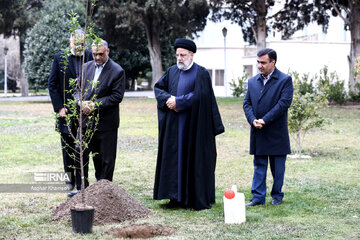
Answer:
[{"left": 224, "top": 189, "right": 235, "bottom": 199}]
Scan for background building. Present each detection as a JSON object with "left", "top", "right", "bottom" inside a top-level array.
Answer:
[{"left": 194, "top": 16, "right": 351, "bottom": 96}]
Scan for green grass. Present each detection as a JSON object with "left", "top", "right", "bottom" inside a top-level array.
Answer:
[{"left": 0, "top": 98, "right": 359, "bottom": 239}]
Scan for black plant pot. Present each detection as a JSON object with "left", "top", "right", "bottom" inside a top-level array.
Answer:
[{"left": 70, "top": 207, "right": 95, "bottom": 234}]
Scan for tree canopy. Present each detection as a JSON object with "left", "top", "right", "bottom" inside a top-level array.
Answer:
[
  {"left": 210, "top": 0, "right": 275, "bottom": 50},
  {"left": 0, "top": 0, "right": 43, "bottom": 60},
  {"left": 23, "top": 0, "right": 85, "bottom": 90},
  {"left": 94, "top": 8, "right": 151, "bottom": 87},
  {"left": 96, "top": 0, "right": 210, "bottom": 88},
  {"left": 272, "top": 0, "right": 360, "bottom": 91},
  {"left": 0, "top": 0, "right": 42, "bottom": 36}
]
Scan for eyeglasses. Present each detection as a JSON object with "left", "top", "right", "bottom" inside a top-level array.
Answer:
[
  {"left": 175, "top": 53, "right": 188, "bottom": 58},
  {"left": 93, "top": 52, "right": 105, "bottom": 57}
]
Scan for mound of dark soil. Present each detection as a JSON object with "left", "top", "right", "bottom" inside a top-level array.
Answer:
[
  {"left": 107, "top": 224, "right": 177, "bottom": 239},
  {"left": 52, "top": 179, "right": 152, "bottom": 225}
]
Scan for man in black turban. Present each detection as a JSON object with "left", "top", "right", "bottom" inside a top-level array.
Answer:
[
  {"left": 173, "top": 38, "right": 197, "bottom": 53},
  {"left": 153, "top": 38, "right": 225, "bottom": 210}
]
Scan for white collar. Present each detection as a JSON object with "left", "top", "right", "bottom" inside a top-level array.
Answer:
[{"left": 95, "top": 58, "right": 109, "bottom": 69}]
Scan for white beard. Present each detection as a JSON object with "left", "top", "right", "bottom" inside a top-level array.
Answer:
[{"left": 177, "top": 58, "right": 192, "bottom": 70}]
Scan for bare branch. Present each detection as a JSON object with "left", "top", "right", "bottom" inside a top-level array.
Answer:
[
  {"left": 251, "top": 25, "right": 258, "bottom": 44},
  {"left": 330, "top": 0, "right": 350, "bottom": 25}
]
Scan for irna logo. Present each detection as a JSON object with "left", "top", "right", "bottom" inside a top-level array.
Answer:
[{"left": 33, "top": 172, "right": 71, "bottom": 182}]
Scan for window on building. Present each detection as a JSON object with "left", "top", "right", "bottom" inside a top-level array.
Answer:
[
  {"left": 243, "top": 65, "right": 253, "bottom": 77},
  {"left": 215, "top": 69, "right": 224, "bottom": 86}
]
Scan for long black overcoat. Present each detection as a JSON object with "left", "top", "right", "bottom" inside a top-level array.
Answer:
[{"left": 153, "top": 64, "right": 224, "bottom": 210}]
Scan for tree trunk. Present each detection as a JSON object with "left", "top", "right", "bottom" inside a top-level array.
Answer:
[
  {"left": 348, "top": 2, "right": 360, "bottom": 92},
  {"left": 295, "top": 132, "right": 301, "bottom": 158},
  {"left": 144, "top": 21, "right": 162, "bottom": 90},
  {"left": 255, "top": 0, "right": 267, "bottom": 51},
  {"left": 19, "top": 68, "right": 29, "bottom": 96}
]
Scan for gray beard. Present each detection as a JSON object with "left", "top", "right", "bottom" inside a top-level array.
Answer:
[
  {"left": 177, "top": 63, "right": 186, "bottom": 70},
  {"left": 177, "top": 59, "right": 191, "bottom": 70}
]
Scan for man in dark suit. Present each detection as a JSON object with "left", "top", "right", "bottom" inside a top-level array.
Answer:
[
  {"left": 48, "top": 29, "right": 93, "bottom": 191},
  {"left": 243, "top": 48, "right": 293, "bottom": 206},
  {"left": 72, "top": 39, "right": 125, "bottom": 195}
]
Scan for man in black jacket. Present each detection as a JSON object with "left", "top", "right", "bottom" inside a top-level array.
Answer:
[
  {"left": 153, "top": 38, "right": 224, "bottom": 210},
  {"left": 48, "top": 29, "right": 93, "bottom": 191},
  {"left": 73, "top": 39, "right": 125, "bottom": 194},
  {"left": 243, "top": 48, "right": 293, "bottom": 206}
]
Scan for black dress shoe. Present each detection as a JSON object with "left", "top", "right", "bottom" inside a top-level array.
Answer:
[
  {"left": 67, "top": 190, "right": 80, "bottom": 198},
  {"left": 161, "top": 200, "right": 181, "bottom": 209},
  {"left": 271, "top": 198, "right": 283, "bottom": 205},
  {"left": 245, "top": 200, "right": 264, "bottom": 207},
  {"left": 65, "top": 183, "right": 75, "bottom": 191}
]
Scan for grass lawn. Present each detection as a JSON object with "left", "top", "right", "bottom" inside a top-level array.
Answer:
[{"left": 0, "top": 98, "right": 359, "bottom": 239}]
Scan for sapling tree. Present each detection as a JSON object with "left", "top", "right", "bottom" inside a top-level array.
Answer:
[
  {"left": 55, "top": 1, "right": 101, "bottom": 208},
  {"left": 288, "top": 71, "right": 328, "bottom": 158}
]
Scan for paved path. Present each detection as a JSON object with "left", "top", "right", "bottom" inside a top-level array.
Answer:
[{"left": 0, "top": 91, "right": 154, "bottom": 102}]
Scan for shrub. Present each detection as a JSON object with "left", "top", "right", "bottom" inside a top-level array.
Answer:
[
  {"left": 317, "top": 66, "right": 347, "bottom": 105},
  {"left": 349, "top": 83, "right": 360, "bottom": 102},
  {"left": 230, "top": 70, "right": 248, "bottom": 97},
  {"left": 288, "top": 70, "right": 315, "bottom": 95},
  {"left": 350, "top": 56, "right": 360, "bottom": 102},
  {"left": 328, "top": 80, "right": 347, "bottom": 105}
]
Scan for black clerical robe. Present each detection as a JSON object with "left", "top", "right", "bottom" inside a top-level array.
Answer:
[{"left": 154, "top": 63, "right": 225, "bottom": 210}]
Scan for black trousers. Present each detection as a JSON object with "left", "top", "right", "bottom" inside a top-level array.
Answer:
[
  {"left": 60, "top": 131, "right": 76, "bottom": 186},
  {"left": 75, "top": 130, "right": 118, "bottom": 190}
]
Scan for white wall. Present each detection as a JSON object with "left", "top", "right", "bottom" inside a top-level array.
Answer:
[
  {"left": 194, "top": 40, "right": 351, "bottom": 96},
  {"left": 269, "top": 41, "right": 350, "bottom": 90},
  {"left": 194, "top": 47, "right": 245, "bottom": 96},
  {"left": 193, "top": 17, "right": 351, "bottom": 96}
]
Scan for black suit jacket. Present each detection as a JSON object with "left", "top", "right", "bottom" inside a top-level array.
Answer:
[
  {"left": 75, "top": 58, "right": 126, "bottom": 132},
  {"left": 48, "top": 50, "right": 93, "bottom": 133}
]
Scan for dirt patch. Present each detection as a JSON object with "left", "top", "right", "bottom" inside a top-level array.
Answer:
[
  {"left": 340, "top": 104, "right": 360, "bottom": 109},
  {"left": 52, "top": 180, "right": 152, "bottom": 225},
  {"left": 329, "top": 102, "right": 360, "bottom": 109},
  {"left": 107, "top": 224, "right": 177, "bottom": 239}
]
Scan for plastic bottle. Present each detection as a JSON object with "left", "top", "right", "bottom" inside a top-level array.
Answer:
[{"left": 223, "top": 185, "right": 246, "bottom": 224}]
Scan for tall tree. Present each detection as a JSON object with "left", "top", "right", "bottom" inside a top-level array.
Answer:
[
  {"left": 96, "top": 0, "right": 209, "bottom": 89},
  {"left": 210, "top": 0, "right": 275, "bottom": 51},
  {"left": 94, "top": 12, "right": 151, "bottom": 88},
  {"left": 0, "top": 0, "right": 43, "bottom": 58},
  {"left": 272, "top": 0, "right": 360, "bottom": 91}
]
